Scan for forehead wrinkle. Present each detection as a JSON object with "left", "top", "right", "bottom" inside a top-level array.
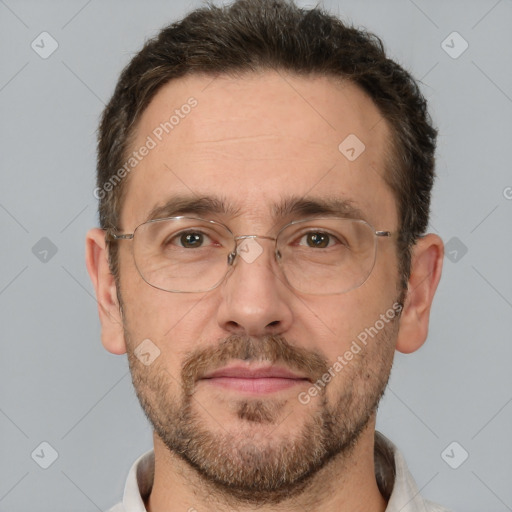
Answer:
[{"left": 190, "top": 134, "right": 283, "bottom": 144}]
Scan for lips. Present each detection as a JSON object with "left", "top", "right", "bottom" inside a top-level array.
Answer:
[
  {"left": 202, "top": 365, "right": 309, "bottom": 380},
  {"left": 199, "top": 365, "right": 310, "bottom": 394}
]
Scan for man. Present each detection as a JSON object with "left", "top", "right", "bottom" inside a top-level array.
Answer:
[{"left": 86, "top": 0, "right": 447, "bottom": 510}]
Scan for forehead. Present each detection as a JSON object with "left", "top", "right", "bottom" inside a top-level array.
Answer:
[{"left": 121, "top": 71, "right": 397, "bottom": 231}]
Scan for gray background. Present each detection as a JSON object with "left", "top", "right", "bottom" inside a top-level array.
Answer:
[{"left": 1, "top": 0, "right": 511, "bottom": 510}]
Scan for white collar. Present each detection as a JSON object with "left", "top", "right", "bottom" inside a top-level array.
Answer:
[{"left": 113, "top": 432, "right": 449, "bottom": 512}]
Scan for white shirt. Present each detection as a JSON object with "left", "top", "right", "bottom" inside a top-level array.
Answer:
[{"left": 107, "top": 432, "right": 450, "bottom": 512}]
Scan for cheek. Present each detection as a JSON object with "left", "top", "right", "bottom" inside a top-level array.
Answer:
[
  {"left": 305, "top": 283, "right": 398, "bottom": 366},
  {"left": 117, "top": 247, "right": 177, "bottom": 323},
  {"left": 118, "top": 267, "right": 216, "bottom": 367},
  {"left": 121, "top": 287, "right": 206, "bottom": 342}
]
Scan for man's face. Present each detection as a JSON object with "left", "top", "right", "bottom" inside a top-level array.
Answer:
[{"left": 117, "top": 72, "right": 401, "bottom": 501}]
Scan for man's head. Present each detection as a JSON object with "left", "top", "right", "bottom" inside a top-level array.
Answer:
[
  {"left": 96, "top": 0, "right": 437, "bottom": 292},
  {"left": 86, "top": 0, "right": 443, "bottom": 504}
]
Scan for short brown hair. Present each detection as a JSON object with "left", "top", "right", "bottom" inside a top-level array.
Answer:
[{"left": 97, "top": 0, "right": 437, "bottom": 292}]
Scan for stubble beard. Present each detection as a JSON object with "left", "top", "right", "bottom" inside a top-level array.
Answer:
[{"left": 125, "top": 318, "right": 398, "bottom": 505}]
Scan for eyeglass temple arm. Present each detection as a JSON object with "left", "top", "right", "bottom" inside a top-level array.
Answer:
[{"left": 103, "top": 228, "right": 134, "bottom": 242}]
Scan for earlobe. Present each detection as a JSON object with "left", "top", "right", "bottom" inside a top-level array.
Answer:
[
  {"left": 85, "top": 228, "right": 127, "bottom": 355},
  {"left": 395, "top": 234, "right": 444, "bottom": 354}
]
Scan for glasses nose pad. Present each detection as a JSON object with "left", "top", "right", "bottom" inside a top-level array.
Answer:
[{"left": 227, "top": 250, "right": 236, "bottom": 266}]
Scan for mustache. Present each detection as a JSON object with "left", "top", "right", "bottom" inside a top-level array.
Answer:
[{"left": 181, "top": 334, "right": 329, "bottom": 395}]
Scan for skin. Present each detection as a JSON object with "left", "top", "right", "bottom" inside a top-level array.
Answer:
[{"left": 86, "top": 71, "right": 444, "bottom": 512}]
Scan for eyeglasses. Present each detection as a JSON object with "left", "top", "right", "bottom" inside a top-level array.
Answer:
[{"left": 105, "top": 216, "right": 394, "bottom": 295}]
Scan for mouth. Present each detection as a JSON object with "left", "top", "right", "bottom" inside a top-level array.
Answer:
[{"left": 199, "top": 364, "right": 311, "bottom": 394}]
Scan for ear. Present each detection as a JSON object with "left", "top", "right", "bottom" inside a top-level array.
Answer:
[
  {"left": 396, "top": 233, "right": 444, "bottom": 354},
  {"left": 85, "top": 228, "right": 127, "bottom": 355}
]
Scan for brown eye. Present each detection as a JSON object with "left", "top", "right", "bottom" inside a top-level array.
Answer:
[
  {"left": 164, "top": 230, "right": 210, "bottom": 249},
  {"left": 299, "top": 232, "right": 335, "bottom": 248},
  {"left": 178, "top": 232, "right": 204, "bottom": 248},
  {"left": 307, "top": 232, "right": 330, "bottom": 248}
]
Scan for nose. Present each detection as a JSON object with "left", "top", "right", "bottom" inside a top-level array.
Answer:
[{"left": 216, "top": 236, "right": 294, "bottom": 337}]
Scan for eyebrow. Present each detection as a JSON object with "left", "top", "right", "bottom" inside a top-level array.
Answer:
[
  {"left": 145, "top": 194, "right": 366, "bottom": 225},
  {"left": 146, "top": 195, "right": 241, "bottom": 222},
  {"left": 273, "top": 195, "right": 365, "bottom": 221}
]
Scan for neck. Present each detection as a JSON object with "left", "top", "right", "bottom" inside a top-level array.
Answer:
[{"left": 145, "top": 419, "right": 387, "bottom": 512}]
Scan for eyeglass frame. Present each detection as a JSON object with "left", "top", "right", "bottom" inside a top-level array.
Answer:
[{"left": 104, "top": 215, "right": 395, "bottom": 294}]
